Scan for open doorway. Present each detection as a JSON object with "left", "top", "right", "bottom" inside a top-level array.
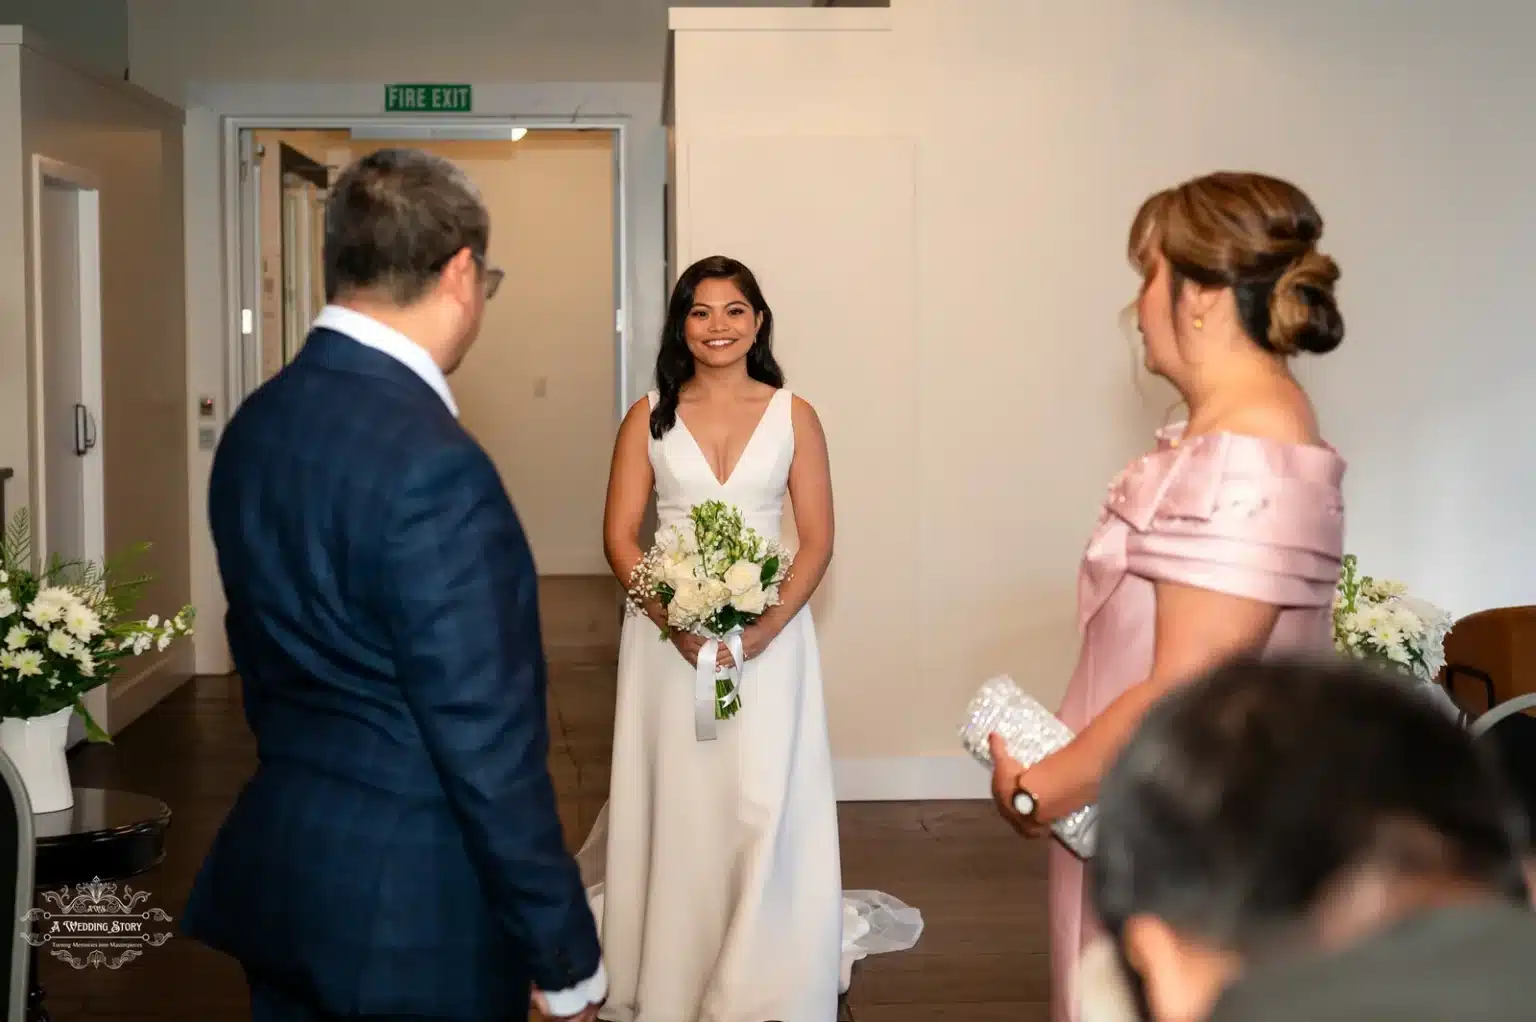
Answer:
[
  {"left": 28, "top": 157, "right": 108, "bottom": 746},
  {"left": 226, "top": 123, "right": 623, "bottom": 577}
]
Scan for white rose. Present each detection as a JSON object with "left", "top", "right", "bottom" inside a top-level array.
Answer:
[
  {"left": 669, "top": 578, "right": 730, "bottom": 624},
  {"left": 663, "top": 552, "right": 704, "bottom": 591},
  {"left": 722, "top": 560, "right": 763, "bottom": 597},
  {"left": 733, "top": 584, "right": 769, "bottom": 615}
]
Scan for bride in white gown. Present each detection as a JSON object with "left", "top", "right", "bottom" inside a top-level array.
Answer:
[{"left": 580, "top": 256, "right": 920, "bottom": 1022}]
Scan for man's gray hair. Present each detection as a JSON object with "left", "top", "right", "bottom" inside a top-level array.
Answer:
[{"left": 323, "top": 147, "right": 490, "bottom": 306}]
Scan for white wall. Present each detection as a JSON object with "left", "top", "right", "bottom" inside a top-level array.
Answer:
[
  {"left": 390, "top": 134, "right": 618, "bottom": 576},
  {"left": 0, "top": 41, "right": 23, "bottom": 517},
  {"left": 449, "top": 134, "right": 618, "bottom": 575},
  {"left": 0, "top": 27, "right": 191, "bottom": 732},
  {"left": 672, "top": 1, "right": 1536, "bottom": 797}
]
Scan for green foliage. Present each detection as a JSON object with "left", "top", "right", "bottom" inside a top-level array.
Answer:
[{"left": 0, "top": 509, "right": 194, "bottom": 739}]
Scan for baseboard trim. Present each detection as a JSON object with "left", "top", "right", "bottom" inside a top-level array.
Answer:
[
  {"left": 108, "top": 660, "right": 193, "bottom": 735},
  {"left": 833, "top": 754, "right": 990, "bottom": 802}
]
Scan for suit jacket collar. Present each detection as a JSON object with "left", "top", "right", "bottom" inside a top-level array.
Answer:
[
  {"left": 297, "top": 328, "right": 456, "bottom": 417},
  {"left": 308, "top": 305, "right": 459, "bottom": 417}
]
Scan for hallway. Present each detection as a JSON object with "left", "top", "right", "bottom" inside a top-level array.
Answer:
[{"left": 49, "top": 578, "right": 1049, "bottom": 1021}]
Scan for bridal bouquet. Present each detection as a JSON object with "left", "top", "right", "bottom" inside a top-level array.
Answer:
[
  {"left": 1332, "top": 553, "right": 1453, "bottom": 682},
  {"left": 625, "top": 500, "right": 791, "bottom": 721},
  {"left": 0, "top": 509, "right": 195, "bottom": 740}
]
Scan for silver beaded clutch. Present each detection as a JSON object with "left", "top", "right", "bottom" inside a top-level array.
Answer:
[{"left": 960, "top": 675, "right": 1099, "bottom": 859}]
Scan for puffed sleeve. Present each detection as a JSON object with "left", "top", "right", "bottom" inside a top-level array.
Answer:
[{"left": 1113, "top": 434, "right": 1344, "bottom": 607}]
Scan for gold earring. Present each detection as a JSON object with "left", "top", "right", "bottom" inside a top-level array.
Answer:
[{"left": 1192, "top": 317, "right": 1204, "bottom": 330}]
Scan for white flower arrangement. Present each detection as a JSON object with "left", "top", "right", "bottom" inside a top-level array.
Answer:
[
  {"left": 0, "top": 510, "right": 194, "bottom": 740},
  {"left": 625, "top": 500, "right": 791, "bottom": 720},
  {"left": 1332, "top": 554, "right": 1453, "bottom": 682}
]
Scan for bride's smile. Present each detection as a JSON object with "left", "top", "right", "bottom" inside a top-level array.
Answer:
[{"left": 683, "top": 277, "right": 764, "bottom": 367}]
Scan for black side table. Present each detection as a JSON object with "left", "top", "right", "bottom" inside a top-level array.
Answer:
[{"left": 27, "top": 788, "right": 172, "bottom": 1022}]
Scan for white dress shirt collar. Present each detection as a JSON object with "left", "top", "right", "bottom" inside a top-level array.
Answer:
[{"left": 313, "top": 304, "right": 459, "bottom": 418}]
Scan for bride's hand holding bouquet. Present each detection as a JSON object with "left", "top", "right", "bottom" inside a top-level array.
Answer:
[{"left": 625, "top": 500, "right": 792, "bottom": 726}]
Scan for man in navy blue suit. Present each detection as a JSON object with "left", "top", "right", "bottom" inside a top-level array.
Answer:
[{"left": 183, "top": 149, "right": 605, "bottom": 1022}]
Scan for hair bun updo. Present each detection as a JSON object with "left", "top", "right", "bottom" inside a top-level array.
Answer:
[
  {"left": 1128, "top": 171, "right": 1346, "bottom": 358},
  {"left": 1268, "top": 247, "right": 1344, "bottom": 355}
]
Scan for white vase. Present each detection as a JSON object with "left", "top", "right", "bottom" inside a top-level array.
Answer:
[{"left": 0, "top": 707, "right": 75, "bottom": 813}]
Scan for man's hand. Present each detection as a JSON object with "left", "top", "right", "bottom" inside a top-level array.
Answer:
[{"left": 531, "top": 989, "right": 603, "bottom": 1022}]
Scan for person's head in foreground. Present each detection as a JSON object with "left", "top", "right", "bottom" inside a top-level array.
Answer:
[
  {"left": 324, "top": 147, "right": 502, "bottom": 374},
  {"left": 1092, "top": 656, "right": 1532, "bottom": 1022}
]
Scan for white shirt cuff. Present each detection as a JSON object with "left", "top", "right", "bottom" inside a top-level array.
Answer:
[{"left": 539, "top": 961, "right": 607, "bottom": 1017}]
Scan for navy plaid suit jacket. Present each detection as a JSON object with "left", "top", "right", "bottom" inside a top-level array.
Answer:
[{"left": 183, "top": 328, "right": 600, "bottom": 1019}]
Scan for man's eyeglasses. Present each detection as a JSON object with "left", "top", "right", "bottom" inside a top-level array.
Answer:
[
  {"left": 483, "top": 264, "right": 505, "bottom": 300},
  {"left": 432, "top": 249, "right": 503, "bottom": 300}
]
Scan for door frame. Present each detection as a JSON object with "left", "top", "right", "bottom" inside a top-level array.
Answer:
[
  {"left": 26, "top": 155, "right": 106, "bottom": 571},
  {"left": 219, "top": 116, "right": 631, "bottom": 419},
  {"left": 27, "top": 156, "right": 109, "bottom": 744}
]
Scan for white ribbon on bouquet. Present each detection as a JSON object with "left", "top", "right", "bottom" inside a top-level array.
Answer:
[{"left": 694, "top": 628, "right": 745, "bottom": 742}]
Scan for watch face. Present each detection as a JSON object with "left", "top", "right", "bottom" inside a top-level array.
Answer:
[{"left": 1012, "top": 790, "right": 1037, "bottom": 817}]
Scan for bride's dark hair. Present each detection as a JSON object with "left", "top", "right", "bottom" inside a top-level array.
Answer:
[{"left": 650, "top": 255, "right": 785, "bottom": 439}]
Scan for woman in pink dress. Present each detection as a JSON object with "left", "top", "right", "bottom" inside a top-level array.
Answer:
[{"left": 988, "top": 171, "right": 1349, "bottom": 1022}]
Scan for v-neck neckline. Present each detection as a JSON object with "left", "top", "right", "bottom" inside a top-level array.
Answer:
[{"left": 674, "top": 389, "right": 783, "bottom": 488}]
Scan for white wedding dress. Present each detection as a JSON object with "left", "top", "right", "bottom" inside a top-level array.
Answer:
[{"left": 577, "top": 388, "right": 921, "bottom": 1022}]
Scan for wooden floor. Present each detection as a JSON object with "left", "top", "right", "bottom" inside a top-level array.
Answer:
[{"left": 48, "top": 577, "right": 1049, "bottom": 1020}]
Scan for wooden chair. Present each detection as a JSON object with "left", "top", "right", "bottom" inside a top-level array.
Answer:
[
  {"left": 1439, "top": 605, "right": 1536, "bottom": 720},
  {"left": 1473, "top": 696, "right": 1536, "bottom": 867}
]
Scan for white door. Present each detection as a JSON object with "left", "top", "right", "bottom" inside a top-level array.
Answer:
[
  {"left": 39, "top": 182, "right": 87, "bottom": 570},
  {"left": 281, "top": 177, "right": 303, "bottom": 364},
  {"left": 235, "top": 129, "right": 264, "bottom": 403},
  {"left": 33, "top": 164, "right": 106, "bottom": 747},
  {"left": 280, "top": 174, "right": 326, "bottom": 364}
]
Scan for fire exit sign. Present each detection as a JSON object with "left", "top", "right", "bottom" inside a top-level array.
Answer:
[{"left": 385, "top": 84, "right": 473, "bottom": 113}]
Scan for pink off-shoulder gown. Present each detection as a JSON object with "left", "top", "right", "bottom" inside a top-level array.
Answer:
[{"left": 1050, "top": 424, "right": 1346, "bottom": 1022}]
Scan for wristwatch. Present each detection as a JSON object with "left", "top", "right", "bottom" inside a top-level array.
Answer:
[{"left": 1012, "top": 784, "right": 1039, "bottom": 818}]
